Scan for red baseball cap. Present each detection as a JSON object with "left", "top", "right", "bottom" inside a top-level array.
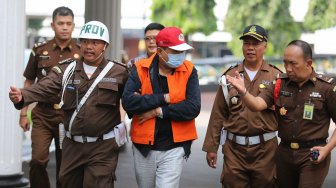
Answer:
[{"left": 156, "top": 27, "right": 193, "bottom": 51}]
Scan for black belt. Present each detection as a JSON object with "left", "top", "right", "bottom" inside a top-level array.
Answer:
[{"left": 280, "top": 140, "right": 326, "bottom": 150}]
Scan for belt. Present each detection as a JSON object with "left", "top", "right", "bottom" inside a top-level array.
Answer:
[
  {"left": 38, "top": 103, "right": 61, "bottom": 110},
  {"left": 65, "top": 130, "right": 115, "bottom": 143},
  {"left": 280, "top": 140, "right": 326, "bottom": 150},
  {"left": 227, "top": 131, "right": 277, "bottom": 146}
]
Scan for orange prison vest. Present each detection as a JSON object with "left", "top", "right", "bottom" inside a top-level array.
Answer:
[{"left": 131, "top": 53, "right": 198, "bottom": 145}]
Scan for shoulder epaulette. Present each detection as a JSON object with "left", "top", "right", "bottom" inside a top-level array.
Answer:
[
  {"left": 316, "top": 74, "right": 334, "bottom": 84},
  {"left": 33, "top": 40, "right": 48, "bottom": 48},
  {"left": 59, "top": 58, "right": 75, "bottom": 64},
  {"left": 277, "top": 73, "right": 288, "bottom": 79},
  {"left": 52, "top": 66, "right": 62, "bottom": 74},
  {"left": 222, "top": 64, "right": 238, "bottom": 76},
  {"left": 108, "top": 59, "right": 127, "bottom": 69},
  {"left": 269, "top": 64, "right": 284, "bottom": 73}
]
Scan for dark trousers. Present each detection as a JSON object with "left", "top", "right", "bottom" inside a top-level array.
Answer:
[
  {"left": 30, "top": 105, "right": 63, "bottom": 188},
  {"left": 276, "top": 145, "right": 331, "bottom": 188},
  {"left": 221, "top": 137, "right": 278, "bottom": 188},
  {"left": 59, "top": 137, "right": 119, "bottom": 188}
]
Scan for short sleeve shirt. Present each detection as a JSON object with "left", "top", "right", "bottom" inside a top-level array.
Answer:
[
  {"left": 21, "top": 58, "right": 129, "bottom": 136},
  {"left": 259, "top": 71, "right": 336, "bottom": 142},
  {"left": 24, "top": 38, "right": 81, "bottom": 82}
]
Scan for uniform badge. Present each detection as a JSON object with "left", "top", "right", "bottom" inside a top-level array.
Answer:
[
  {"left": 43, "top": 51, "right": 48, "bottom": 55},
  {"left": 309, "top": 92, "right": 321, "bottom": 98},
  {"left": 231, "top": 96, "right": 238, "bottom": 105},
  {"left": 41, "top": 69, "right": 47, "bottom": 76},
  {"left": 259, "top": 84, "right": 266, "bottom": 89},
  {"left": 74, "top": 53, "right": 80, "bottom": 59},
  {"left": 312, "top": 77, "right": 316, "bottom": 81},
  {"left": 279, "top": 107, "right": 287, "bottom": 116}
]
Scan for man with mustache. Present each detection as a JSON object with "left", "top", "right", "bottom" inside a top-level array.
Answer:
[
  {"left": 20, "top": 6, "right": 80, "bottom": 188},
  {"left": 9, "top": 21, "right": 128, "bottom": 188},
  {"left": 203, "top": 25, "right": 282, "bottom": 187}
]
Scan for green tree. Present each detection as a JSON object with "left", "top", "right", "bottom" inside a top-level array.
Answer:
[
  {"left": 304, "top": 0, "right": 336, "bottom": 31},
  {"left": 224, "top": 0, "right": 300, "bottom": 57},
  {"left": 28, "top": 18, "right": 43, "bottom": 31},
  {"left": 151, "top": 0, "right": 217, "bottom": 35}
]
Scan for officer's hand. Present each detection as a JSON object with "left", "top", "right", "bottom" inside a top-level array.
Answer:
[
  {"left": 206, "top": 152, "right": 217, "bottom": 168},
  {"left": 9, "top": 86, "right": 23, "bottom": 104},
  {"left": 226, "top": 71, "right": 246, "bottom": 94},
  {"left": 138, "top": 108, "right": 160, "bottom": 124},
  {"left": 310, "top": 146, "right": 329, "bottom": 164},
  {"left": 19, "top": 115, "right": 30, "bottom": 132}
]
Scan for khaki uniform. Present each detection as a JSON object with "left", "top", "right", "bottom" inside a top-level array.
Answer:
[
  {"left": 203, "top": 61, "right": 281, "bottom": 188},
  {"left": 19, "top": 58, "right": 129, "bottom": 188},
  {"left": 259, "top": 71, "right": 336, "bottom": 188},
  {"left": 24, "top": 38, "right": 80, "bottom": 188}
]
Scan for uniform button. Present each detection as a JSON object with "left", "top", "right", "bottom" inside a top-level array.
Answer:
[
  {"left": 297, "top": 105, "right": 300, "bottom": 107},
  {"left": 60, "top": 55, "right": 63, "bottom": 58},
  {"left": 299, "top": 90, "right": 302, "bottom": 92},
  {"left": 294, "top": 120, "right": 297, "bottom": 122}
]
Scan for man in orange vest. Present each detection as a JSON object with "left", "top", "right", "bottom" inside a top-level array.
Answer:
[{"left": 122, "top": 26, "right": 201, "bottom": 188}]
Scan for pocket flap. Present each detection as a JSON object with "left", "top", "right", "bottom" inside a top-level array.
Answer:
[{"left": 98, "top": 82, "right": 118, "bottom": 91}]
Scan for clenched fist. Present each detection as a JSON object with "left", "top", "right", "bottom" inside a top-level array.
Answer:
[{"left": 9, "top": 86, "right": 23, "bottom": 104}]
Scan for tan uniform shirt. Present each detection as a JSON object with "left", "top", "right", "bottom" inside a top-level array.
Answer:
[
  {"left": 20, "top": 58, "right": 129, "bottom": 137},
  {"left": 24, "top": 38, "right": 81, "bottom": 82},
  {"left": 259, "top": 71, "right": 336, "bottom": 142},
  {"left": 203, "top": 61, "right": 281, "bottom": 152}
]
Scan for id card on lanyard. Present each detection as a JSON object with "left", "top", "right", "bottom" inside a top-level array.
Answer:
[{"left": 303, "top": 101, "right": 314, "bottom": 120}]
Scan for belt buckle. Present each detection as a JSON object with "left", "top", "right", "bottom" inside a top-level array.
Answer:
[
  {"left": 290, "top": 142, "right": 299, "bottom": 149},
  {"left": 245, "top": 137, "right": 251, "bottom": 146},
  {"left": 82, "top": 136, "right": 87, "bottom": 143},
  {"left": 53, "top": 104, "right": 61, "bottom": 109}
]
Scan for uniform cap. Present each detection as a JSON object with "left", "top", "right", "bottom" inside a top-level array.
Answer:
[
  {"left": 239, "top": 25, "right": 268, "bottom": 42},
  {"left": 79, "top": 21, "right": 109, "bottom": 44},
  {"left": 156, "top": 27, "right": 193, "bottom": 51}
]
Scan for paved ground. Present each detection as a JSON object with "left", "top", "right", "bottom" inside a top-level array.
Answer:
[{"left": 22, "top": 92, "right": 336, "bottom": 188}]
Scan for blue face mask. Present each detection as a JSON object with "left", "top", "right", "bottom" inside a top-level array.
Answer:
[{"left": 162, "top": 50, "right": 185, "bottom": 68}]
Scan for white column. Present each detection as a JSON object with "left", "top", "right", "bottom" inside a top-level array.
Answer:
[
  {"left": 85, "top": 0, "right": 122, "bottom": 62},
  {"left": 0, "top": 0, "right": 29, "bottom": 187}
]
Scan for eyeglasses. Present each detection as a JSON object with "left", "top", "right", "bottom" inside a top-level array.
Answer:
[{"left": 144, "top": 36, "right": 156, "bottom": 42}]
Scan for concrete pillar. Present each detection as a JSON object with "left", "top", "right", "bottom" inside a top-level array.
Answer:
[
  {"left": 85, "top": 0, "right": 122, "bottom": 62},
  {"left": 0, "top": 0, "right": 29, "bottom": 187}
]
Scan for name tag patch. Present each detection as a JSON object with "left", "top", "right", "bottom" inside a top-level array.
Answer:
[
  {"left": 309, "top": 92, "right": 321, "bottom": 98},
  {"left": 101, "top": 77, "right": 117, "bottom": 83},
  {"left": 280, "top": 91, "right": 292, "bottom": 97},
  {"left": 67, "top": 79, "right": 80, "bottom": 85},
  {"left": 39, "top": 55, "right": 50, "bottom": 60}
]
